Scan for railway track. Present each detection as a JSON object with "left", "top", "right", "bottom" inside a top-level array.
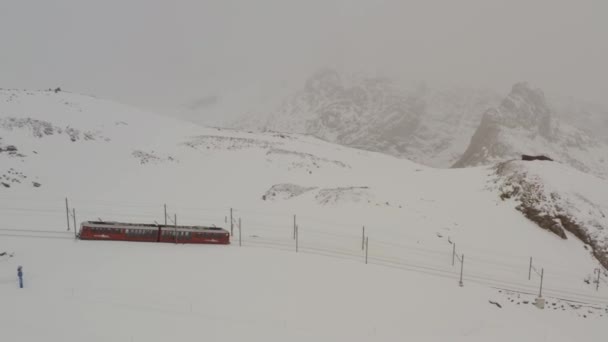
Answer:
[{"left": 0, "top": 228, "right": 74, "bottom": 240}]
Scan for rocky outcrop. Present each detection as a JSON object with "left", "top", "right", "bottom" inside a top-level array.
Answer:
[{"left": 493, "top": 160, "right": 608, "bottom": 269}]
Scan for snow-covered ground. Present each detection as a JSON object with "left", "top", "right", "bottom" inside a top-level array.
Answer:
[{"left": 0, "top": 89, "right": 607, "bottom": 340}]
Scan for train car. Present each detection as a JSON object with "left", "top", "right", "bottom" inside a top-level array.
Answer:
[
  {"left": 159, "top": 225, "right": 230, "bottom": 244},
  {"left": 79, "top": 221, "right": 230, "bottom": 245},
  {"left": 79, "top": 221, "right": 161, "bottom": 242}
]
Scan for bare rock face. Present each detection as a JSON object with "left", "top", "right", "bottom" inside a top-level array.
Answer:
[{"left": 454, "top": 83, "right": 608, "bottom": 179}]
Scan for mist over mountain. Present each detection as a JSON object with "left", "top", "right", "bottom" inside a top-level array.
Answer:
[
  {"left": 224, "top": 69, "right": 501, "bottom": 167},
  {"left": 202, "top": 69, "right": 607, "bottom": 173}
]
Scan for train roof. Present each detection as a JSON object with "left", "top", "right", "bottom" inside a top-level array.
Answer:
[{"left": 82, "top": 221, "right": 228, "bottom": 232}]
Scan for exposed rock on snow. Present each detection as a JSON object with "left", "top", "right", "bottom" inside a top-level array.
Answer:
[
  {"left": 182, "top": 135, "right": 278, "bottom": 151},
  {"left": 492, "top": 160, "right": 608, "bottom": 268},
  {"left": 132, "top": 150, "right": 177, "bottom": 165},
  {"left": 262, "top": 184, "right": 374, "bottom": 206},
  {"left": 0, "top": 139, "right": 25, "bottom": 158},
  {"left": 0, "top": 168, "right": 27, "bottom": 188},
  {"left": 0, "top": 117, "right": 109, "bottom": 142},
  {"left": 315, "top": 186, "right": 372, "bottom": 205},
  {"left": 265, "top": 148, "right": 349, "bottom": 170},
  {"left": 262, "top": 183, "right": 317, "bottom": 201}
]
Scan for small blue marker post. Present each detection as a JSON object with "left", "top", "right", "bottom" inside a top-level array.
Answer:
[{"left": 17, "top": 266, "right": 23, "bottom": 288}]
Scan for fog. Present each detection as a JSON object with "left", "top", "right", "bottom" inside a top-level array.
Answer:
[{"left": 1, "top": 0, "right": 607, "bottom": 114}]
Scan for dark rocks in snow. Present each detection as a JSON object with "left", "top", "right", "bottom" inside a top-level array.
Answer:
[
  {"left": 522, "top": 154, "right": 554, "bottom": 162},
  {"left": 32, "top": 182, "right": 41, "bottom": 187},
  {"left": 1, "top": 182, "right": 10, "bottom": 188},
  {"left": 519, "top": 206, "right": 567, "bottom": 239},
  {"left": 263, "top": 183, "right": 317, "bottom": 201},
  {"left": 489, "top": 300, "right": 502, "bottom": 308},
  {"left": 0, "top": 117, "right": 108, "bottom": 142},
  {"left": 132, "top": 150, "right": 177, "bottom": 165}
]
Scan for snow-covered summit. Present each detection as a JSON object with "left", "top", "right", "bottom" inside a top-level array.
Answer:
[{"left": 454, "top": 83, "right": 608, "bottom": 179}]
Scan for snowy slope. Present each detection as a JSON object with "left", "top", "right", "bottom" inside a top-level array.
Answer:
[
  {"left": 1, "top": 89, "right": 607, "bottom": 341},
  {"left": 493, "top": 160, "right": 608, "bottom": 268}
]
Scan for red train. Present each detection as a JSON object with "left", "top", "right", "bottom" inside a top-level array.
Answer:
[{"left": 79, "top": 221, "right": 230, "bottom": 245}]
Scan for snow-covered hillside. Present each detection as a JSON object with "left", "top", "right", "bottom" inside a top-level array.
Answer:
[
  {"left": 454, "top": 83, "right": 608, "bottom": 179},
  {"left": 493, "top": 160, "right": 608, "bottom": 269},
  {"left": 1, "top": 89, "right": 607, "bottom": 340}
]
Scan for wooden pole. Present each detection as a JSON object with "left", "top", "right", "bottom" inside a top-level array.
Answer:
[
  {"left": 72, "top": 208, "right": 77, "bottom": 237},
  {"left": 459, "top": 254, "right": 464, "bottom": 287},
  {"left": 528, "top": 257, "right": 533, "bottom": 280},
  {"left": 73, "top": 208, "right": 78, "bottom": 239},
  {"left": 365, "top": 237, "right": 369, "bottom": 264},
  {"left": 539, "top": 268, "right": 544, "bottom": 297},
  {"left": 65, "top": 198, "right": 70, "bottom": 231},
  {"left": 164, "top": 204, "right": 167, "bottom": 225},
  {"left": 293, "top": 215, "right": 296, "bottom": 240},
  {"left": 452, "top": 243, "right": 456, "bottom": 266},
  {"left": 596, "top": 268, "right": 601, "bottom": 291},
  {"left": 239, "top": 218, "right": 242, "bottom": 247},
  {"left": 174, "top": 214, "right": 177, "bottom": 244},
  {"left": 230, "top": 208, "right": 234, "bottom": 237},
  {"left": 362, "top": 226, "right": 365, "bottom": 250}
]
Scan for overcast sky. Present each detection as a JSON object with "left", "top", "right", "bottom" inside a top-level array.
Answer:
[{"left": 1, "top": 0, "right": 607, "bottom": 112}]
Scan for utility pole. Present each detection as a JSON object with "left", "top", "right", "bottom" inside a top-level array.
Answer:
[
  {"left": 596, "top": 268, "right": 601, "bottom": 291},
  {"left": 65, "top": 198, "right": 70, "bottom": 231},
  {"left": 365, "top": 237, "right": 369, "bottom": 264},
  {"left": 539, "top": 268, "right": 544, "bottom": 298},
  {"left": 72, "top": 208, "right": 77, "bottom": 237},
  {"left": 459, "top": 254, "right": 464, "bottom": 287},
  {"left": 73, "top": 209, "right": 78, "bottom": 239},
  {"left": 293, "top": 215, "right": 296, "bottom": 240},
  {"left": 174, "top": 214, "right": 177, "bottom": 244},
  {"left": 452, "top": 243, "right": 456, "bottom": 266},
  {"left": 362, "top": 226, "right": 365, "bottom": 250},
  {"left": 529, "top": 257, "right": 533, "bottom": 280},
  {"left": 230, "top": 208, "right": 234, "bottom": 237},
  {"left": 238, "top": 218, "right": 242, "bottom": 247},
  {"left": 164, "top": 204, "right": 167, "bottom": 225}
]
